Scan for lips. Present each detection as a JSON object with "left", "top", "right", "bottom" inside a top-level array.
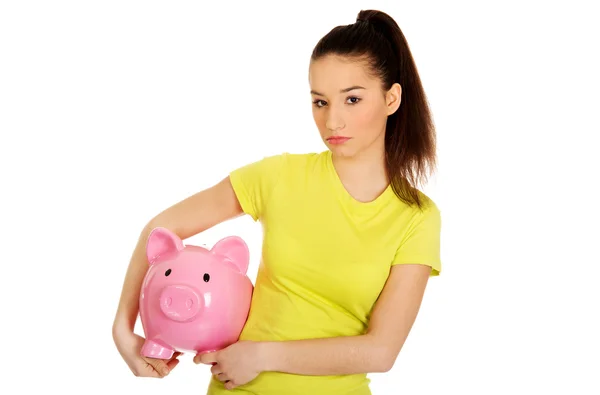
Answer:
[{"left": 327, "top": 136, "right": 351, "bottom": 144}]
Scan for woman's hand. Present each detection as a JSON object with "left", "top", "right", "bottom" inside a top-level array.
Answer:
[
  {"left": 113, "top": 327, "right": 181, "bottom": 378},
  {"left": 194, "top": 341, "right": 266, "bottom": 390}
]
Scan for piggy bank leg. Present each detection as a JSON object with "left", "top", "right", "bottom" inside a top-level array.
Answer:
[{"left": 141, "top": 339, "right": 175, "bottom": 360}]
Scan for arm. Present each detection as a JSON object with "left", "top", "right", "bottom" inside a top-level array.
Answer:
[
  {"left": 261, "top": 263, "right": 432, "bottom": 375},
  {"left": 112, "top": 176, "right": 244, "bottom": 341}
]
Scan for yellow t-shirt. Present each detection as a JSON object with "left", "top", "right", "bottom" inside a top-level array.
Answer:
[{"left": 207, "top": 150, "right": 441, "bottom": 395}]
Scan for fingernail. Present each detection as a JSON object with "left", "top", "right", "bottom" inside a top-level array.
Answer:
[{"left": 163, "top": 368, "right": 169, "bottom": 375}]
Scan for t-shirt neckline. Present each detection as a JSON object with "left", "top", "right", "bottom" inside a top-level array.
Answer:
[{"left": 324, "top": 150, "right": 394, "bottom": 210}]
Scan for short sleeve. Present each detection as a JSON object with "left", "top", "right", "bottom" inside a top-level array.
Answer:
[
  {"left": 392, "top": 203, "right": 442, "bottom": 276},
  {"left": 228, "top": 154, "right": 286, "bottom": 222}
]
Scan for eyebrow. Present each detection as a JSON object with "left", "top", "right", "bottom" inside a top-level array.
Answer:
[{"left": 310, "top": 85, "right": 366, "bottom": 96}]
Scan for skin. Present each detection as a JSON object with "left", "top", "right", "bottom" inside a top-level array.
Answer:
[
  {"left": 193, "top": 55, "right": 433, "bottom": 390},
  {"left": 310, "top": 54, "right": 401, "bottom": 203},
  {"left": 112, "top": 178, "right": 245, "bottom": 378},
  {"left": 112, "top": 52, "right": 431, "bottom": 390}
]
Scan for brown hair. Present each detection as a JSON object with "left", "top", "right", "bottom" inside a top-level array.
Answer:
[{"left": 311, "top": 9, "right": 437, "bottom": 210}]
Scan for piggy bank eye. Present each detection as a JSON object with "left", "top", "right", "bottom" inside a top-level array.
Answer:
[
  {"left": 165, "top": 269, "right": 172, "bottom": 276},
  {"left": 203, "top": 273, "right": 210, "bottom": 282}
]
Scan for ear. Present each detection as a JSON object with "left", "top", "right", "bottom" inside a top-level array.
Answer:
[
  {"left": 210, "top": 236, "right": 250, "bottom": 274},
  {"left": 386, "top": 82, "right": 402, "bottom": 116},
  {"left": 146, "top": 227, "right": 184, "bottom": 265}
]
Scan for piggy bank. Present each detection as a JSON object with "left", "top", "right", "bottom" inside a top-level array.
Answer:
[{"left": 138, "top": 227, "right": 254, "bottom": 360}]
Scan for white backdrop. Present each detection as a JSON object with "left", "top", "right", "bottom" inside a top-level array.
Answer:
[{"left": 1, "top": 0, "right": 599, "bottom": 394}]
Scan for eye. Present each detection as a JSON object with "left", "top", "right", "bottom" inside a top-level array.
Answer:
[
  {"left": 165, "top": 269, "right": 172, "bottom": 276},
  {"left": 312, "top": 99, "right": 326, "bottom": 108},
  {"left": 203, "top": 273, "right": 210, "bottom": 282},
  {"left": 312, "top": 97, "right": 360, "bottom": 108}
]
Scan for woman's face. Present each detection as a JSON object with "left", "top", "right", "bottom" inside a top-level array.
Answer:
[{"left": 308, "top": 54, "right": 401, "bottom": 159}]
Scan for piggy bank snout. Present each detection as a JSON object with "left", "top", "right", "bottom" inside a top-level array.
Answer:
[{"left": 159, "top": 285, "right": 203, "bottom": 322}]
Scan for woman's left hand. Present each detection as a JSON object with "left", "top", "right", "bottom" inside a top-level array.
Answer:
[{"left": 194, "top": 341, "right": 267, "bottom": 390}]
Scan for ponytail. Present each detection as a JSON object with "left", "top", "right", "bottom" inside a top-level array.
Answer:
[{"left": 311, "top": 10, "right": 437, "bottom": 210}]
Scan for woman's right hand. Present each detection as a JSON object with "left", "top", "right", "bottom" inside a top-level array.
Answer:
[{"left": 113, "top": 327, "right": 181, "bottom": 378}]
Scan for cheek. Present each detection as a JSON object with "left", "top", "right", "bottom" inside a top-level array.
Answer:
[
  {"left": 312, "top": 110, "right": 327, "bottom": 133},
  {"left": 352, "top": 105, "right": 382, "bottom": 134}
]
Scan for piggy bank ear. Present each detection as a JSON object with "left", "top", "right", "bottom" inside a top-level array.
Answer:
[
  {"left": 210, "top": 236, "right": 250, "bottom": 274},
  {"left": 146, "top": 227, "right": 184, "bottom": 265}
]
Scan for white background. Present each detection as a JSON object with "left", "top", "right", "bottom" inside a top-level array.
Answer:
[{"left": 1, "top": 0, "right": 599, "bottom": 394}]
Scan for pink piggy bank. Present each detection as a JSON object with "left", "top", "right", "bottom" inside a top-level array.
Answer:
[{"left": 138, "top": 227, "right": 253, "bottom": 360}]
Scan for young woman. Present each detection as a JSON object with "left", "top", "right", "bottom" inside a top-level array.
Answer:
[{"left": 113, "top": 9, "right": 442, "bottom": 395}]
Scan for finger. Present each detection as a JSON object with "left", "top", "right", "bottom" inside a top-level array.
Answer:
[
  {"left": 136, "top": 361, "right": 163, "bottom": 378},
  {"left": 166, "top": 351, "right": 181, "bottom": 369},
  {"left": 170, "top": 351, "right": 183, "bottom": 360},
  {"left": 210, "top": 364, "right": 222, "bottom": 375},
  {"left": 198, "top": 352, "right": 217, "bottom": 364},
  {"left": 225, "top": 381, "right": 236, "bottom": 390},
  {"left": 194, "top": 351, "right": 218, "bottom": 365},
  {"left": 166, "top": 357, "right": 180, "bottom": 371},
  {"left": 132, "top": 362, "right": 162, "bottom": 378},
  {"left": 145, "top": 357, "right": 170, "bottom": 376},
  {"left": 216, "top": 373, "right": 230, "bottom": 383}
]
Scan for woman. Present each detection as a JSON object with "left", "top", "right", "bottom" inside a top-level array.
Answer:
[{"left": 112, "top": 9, "right": 442, "bottom": 395}]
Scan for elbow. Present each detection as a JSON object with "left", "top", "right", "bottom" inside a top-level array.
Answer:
[
  {"left": 146, "top": 215, "right": 167, "bottom": 230},
  {"left": 375, "top": 356, "right": 395, "bottom": 373},
  {"left": 145, "top": 217, "right": 176, "bottom": 236},
  {"left": 366, "top": 334, "right": 398, "bottom": 373},
  {"left": 371, "top": 346, "right": 397, "bottom": 373}
]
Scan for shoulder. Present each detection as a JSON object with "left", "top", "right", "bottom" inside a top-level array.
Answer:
[
  {"left": 415, "top": 190, "right": 440, "bottom": 214},
  {"left": 395, "top": 184, "right": 439, "bottom": 214},
  {"left": 231, "top": 151, "right": 327, "bottom": 183},
  {"left": 279, "top": 150, "right": 326, "bottom": 164},
  {"left": 249, "top": 150, "right": 325, "bottom": 163},
  {"left": 403, "top": 191, "right": 441, "bottom": 233},
  {"left": 388, "top": 188, "right": 441, "bottom": 232},
  {"left": 268, "top": 150, "right": 328, "bottom": 174}
]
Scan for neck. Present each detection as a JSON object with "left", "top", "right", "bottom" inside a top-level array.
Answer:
[
  {"left": 332, "top": 148, "right": 387, "bottom": 183},
  {"left": 330, "top": 142, "right": 390, "bottom": 204}
]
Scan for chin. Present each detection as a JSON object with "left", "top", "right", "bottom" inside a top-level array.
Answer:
[{"left": 328, "top": 144, "right": 358, "bottom": 158}]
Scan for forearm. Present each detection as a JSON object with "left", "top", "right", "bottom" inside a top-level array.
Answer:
[
  {"left": 112, "top": 223, "right": 154, "bottom": 334},
  {"left": 261, "top": 334, "right": 390, "bottom": 376}
]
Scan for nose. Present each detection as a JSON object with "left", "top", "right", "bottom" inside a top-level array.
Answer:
[
  {"left": 326, "top": 119, "right": 345, "bottom": 132},
  {"left": 159, "top": 285, "right": 203, "bottom": 322},
  {"left": 325, "top": 108, "right": 345, "bottom": 132}
]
